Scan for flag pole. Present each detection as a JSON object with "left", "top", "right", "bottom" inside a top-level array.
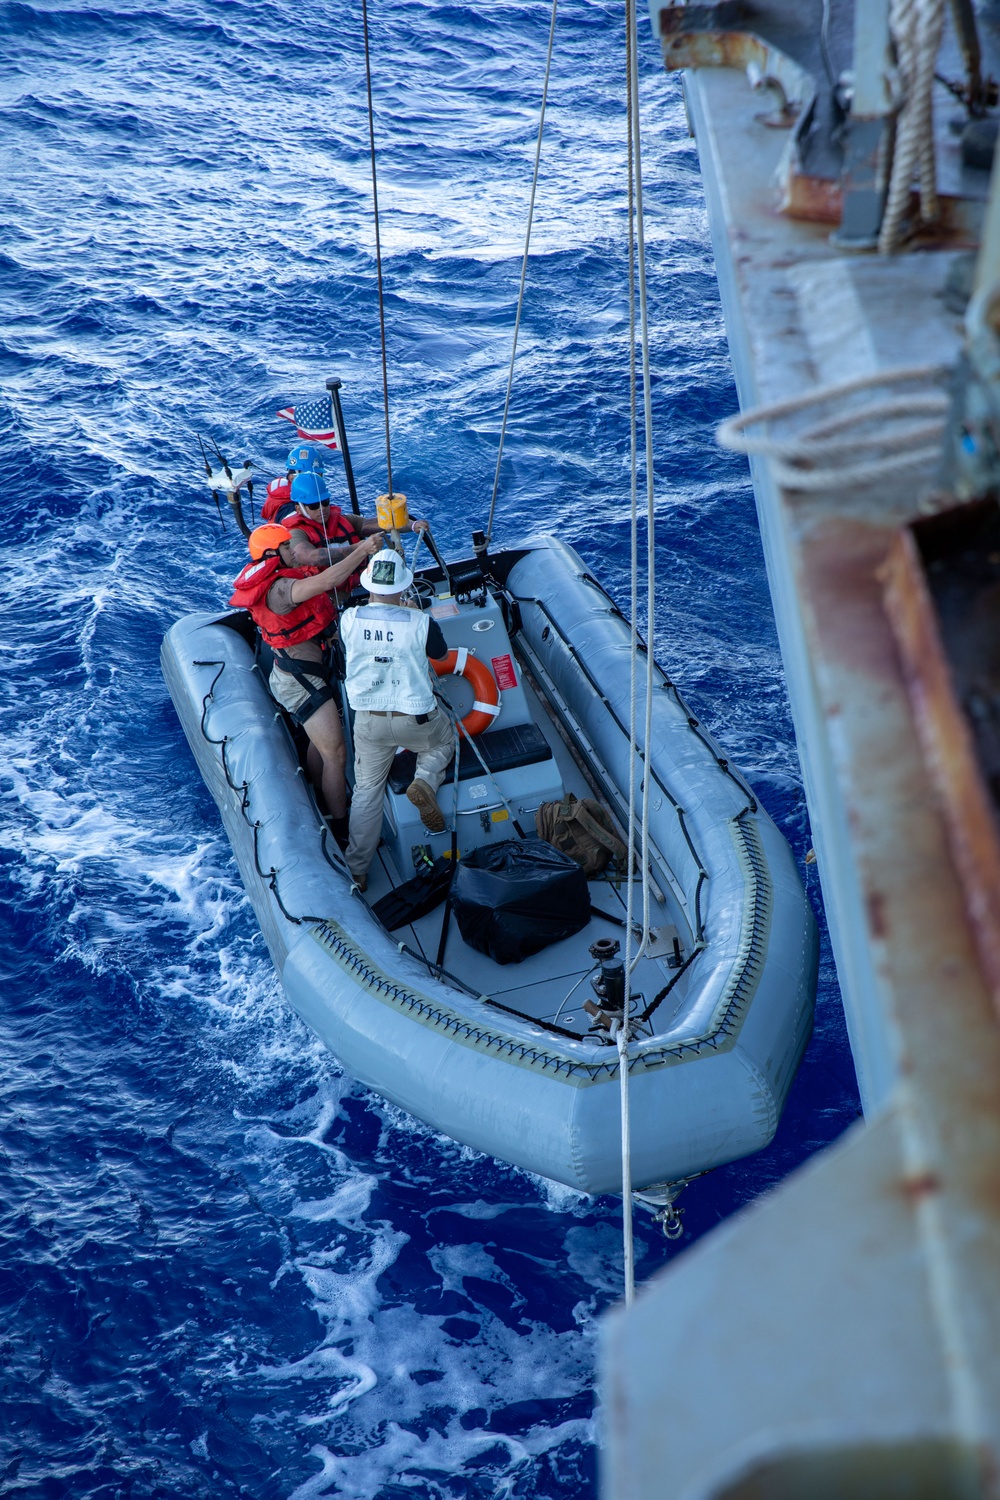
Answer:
[{"left": 326, "top": 378, "right": 361, "bottom": 516}]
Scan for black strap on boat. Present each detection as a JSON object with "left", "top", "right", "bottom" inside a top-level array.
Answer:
[
  {"left": 484, "top": 995, "right": 582, "bottom": 1042},
  {"left": 249, "top": 821, "right": 344, "bottom": 925},
  {"left": 637, "top": 947, "right": 698, "bottom": 1025},
  {"left": 589, "top": 904, "right": 643, "bottom": 934},
  {"left": 195, "top": 660, "right": 228, "bottom": 744},
  {"left": 194, "top": 653, "right": 356, "bottom": 917}
]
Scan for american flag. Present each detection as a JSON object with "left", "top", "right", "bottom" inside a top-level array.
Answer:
[{"left": 276, "top": 396, "right": 339, "bottom": 449}]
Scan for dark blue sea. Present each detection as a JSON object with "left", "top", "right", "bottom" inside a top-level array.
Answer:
[{"left": 0, "top": 0, "right": 860, "bottom": 1494}]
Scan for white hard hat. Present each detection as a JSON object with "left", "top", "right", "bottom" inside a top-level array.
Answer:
[{"left": 360, "top": 550, "right": 414, "bottom": 595}]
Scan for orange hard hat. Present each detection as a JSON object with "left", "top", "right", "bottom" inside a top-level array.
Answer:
[{"left": 248, "top": 524, "right": 291, "bottom": 560}]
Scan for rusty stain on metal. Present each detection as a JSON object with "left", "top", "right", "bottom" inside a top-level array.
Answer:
[
  {"left": 657, "top": 0, "right": 748, "bottom": 37},
  {"left": 866, "top": 890, "right": 889, "bottom": 941},
  {"left": 776, "top": 181, "right": 981, "bottom": 237},
  {"left": 780, "top": 172, "right": 843, "bottom": 225},
  {"left": 797, "top": 517, "right": 898, "bottom": 680},
  {"left": 663, "top": 30, "right": 759, "bottom": 68},
  {"left": 898, "top": 1171, "right": 943, "bottom": 1202},
  {"left": 882, "top": 508, "right": 1000, "bottom": 1021},
  {"left": 791, "top": 509, "right": 990, "bottom": 983}
]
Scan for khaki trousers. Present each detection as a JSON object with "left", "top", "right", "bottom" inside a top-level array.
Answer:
[{"left": 346, "top": 708, "right": 455, "bottom": 882}]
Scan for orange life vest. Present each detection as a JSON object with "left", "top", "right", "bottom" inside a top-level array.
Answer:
[
  {"left": 228, "top": 555, "right": 337, "bottom": 650},
  {"left": 287, "top": 508, "right": 363, "bottom": 589}
]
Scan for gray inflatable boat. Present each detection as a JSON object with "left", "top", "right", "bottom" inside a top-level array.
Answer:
[{"left": 161, "top": 536, "right": 816, "bottom": 1195}]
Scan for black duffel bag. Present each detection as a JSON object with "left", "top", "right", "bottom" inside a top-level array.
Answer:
[
  {"left": 451, "top": 838, "right": 590, "bottom": 965},
  {"left": 371, "top": 856, "right": 453, "bottom": 932}
]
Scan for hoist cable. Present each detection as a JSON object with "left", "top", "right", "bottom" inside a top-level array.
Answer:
[
  {"left": 633, "top": 0, "right": 656, "bottom": 969},
  {"left": 617, "top": 1018, "right": 635, "bottom": 1306},
  {"left": 623, "top": 0, "right": 639, "bottom": 1016},
  {"left": 485, "top": 0, "right": 559, "bottom": 546},
  {"left": 620, "top": 0, "right": 657, "bottom": 1311},
  {"left": 621, "top": 0, "right": 639, "bottom": 1312},
  {"left": 361, "top": 0, "right": 394, "bottom": 496}
]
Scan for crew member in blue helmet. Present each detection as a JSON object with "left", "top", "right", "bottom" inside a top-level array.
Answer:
[
  {"left": 284, "top": 470, "right": 429, "bottom": 580},
  {"left": 261, "top": 443, "right": 328, "bottom": 525}
]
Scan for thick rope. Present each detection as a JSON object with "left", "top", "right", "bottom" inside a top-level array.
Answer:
[
  {"left": 879, "top": 0, "right": 946, "bottom": 254},
  {"left": 716, "top": 363, "right": 949, "bottom": 492},
  {"left": 485, "top": 0, "right": 559, "bottom": 546},
  {"left": 617, "top": 1019, "right": 634, "bottom": 1307},
  {"left": 620, "top": 0, "right": 657, "bottom": 1310},
  {"left": 624, "top": 0, "right": 655, "bottom": 975},
  {"left": 361, "top": 0, "right": 394, "bottom": 495},
  {"left": 624, "top": 0, "right": 639, "bottom": 1003}
]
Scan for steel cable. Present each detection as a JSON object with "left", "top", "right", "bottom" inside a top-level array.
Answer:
[
  {"left": 620, "top": 0, "right": 658, "bottom": 1309},
  {"left": 361, "top": 0, "right": 394, "bottom": 495}
]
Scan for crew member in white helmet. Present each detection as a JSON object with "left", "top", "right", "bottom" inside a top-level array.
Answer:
[{"left": 341, "top": 549, "right": 453, "bottom": 891}]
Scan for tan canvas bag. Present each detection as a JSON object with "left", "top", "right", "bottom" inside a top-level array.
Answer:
[{"left": 535, "top": 794, "right": 628, "bottom": 878}]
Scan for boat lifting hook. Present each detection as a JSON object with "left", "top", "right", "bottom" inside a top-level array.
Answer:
[{"left": 654, "top": 1201, "right": 685, "bottom": 1241}]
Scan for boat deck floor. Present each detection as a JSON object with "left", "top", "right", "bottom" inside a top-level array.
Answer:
[
  {"left": 354, "top": 671, "right": 691, "bottom": 1043},
  {"left": 366, "top": 858, "right": 685, "bottom": 1040}
]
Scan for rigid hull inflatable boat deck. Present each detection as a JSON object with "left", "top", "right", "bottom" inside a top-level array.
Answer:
[{"left": 161, "top": 537, "right": 817, "bottom": 1194}]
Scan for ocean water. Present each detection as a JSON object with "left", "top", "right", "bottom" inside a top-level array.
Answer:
[{"left": 0, "top": 0, "right": 861, "bottom": 1494}]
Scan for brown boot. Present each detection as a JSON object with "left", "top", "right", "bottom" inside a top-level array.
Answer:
[{"left": 406, "top": 778, "right": 445, "bottom": 833}]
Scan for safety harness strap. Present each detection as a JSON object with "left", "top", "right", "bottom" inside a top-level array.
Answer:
[{"left": 273, "top": 650, "right": 338, "bottom": 719}]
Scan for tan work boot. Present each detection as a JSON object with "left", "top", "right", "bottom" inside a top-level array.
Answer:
[{"left": 406, "top": 778, "right": 445, "bottom": 833}]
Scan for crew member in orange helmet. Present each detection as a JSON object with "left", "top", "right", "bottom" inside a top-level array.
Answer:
[{"left": 229, "top": 523, "right": 383, "bottom": 839}]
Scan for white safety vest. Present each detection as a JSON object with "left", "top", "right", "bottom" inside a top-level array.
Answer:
[{"left": 341, "top": 603, "right": 437, "bottom": 715}]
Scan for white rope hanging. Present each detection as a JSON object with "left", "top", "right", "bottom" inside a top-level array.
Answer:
[
  {"left": 620, "top": 0, "right": 656, "bottom": 1310},
  {"left": 879, "top": 0, "right": 946, "bottom": 254},
  {"left": 716, "top": 363, "right": 950, "bottom": 492}
]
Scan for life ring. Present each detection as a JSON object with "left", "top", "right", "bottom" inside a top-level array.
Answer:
[{"left": 432, "top": 648, "right": 501, "bottom": 736}]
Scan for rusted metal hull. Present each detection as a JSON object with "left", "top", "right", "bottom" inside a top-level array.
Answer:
[{"left": 883, "top": 500, "right": 1000, "bottom": 1016}]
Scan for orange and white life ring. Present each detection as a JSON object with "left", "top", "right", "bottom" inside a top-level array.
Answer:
[{"left": 432, "top": 648, "right": 500, "bottom": 736}]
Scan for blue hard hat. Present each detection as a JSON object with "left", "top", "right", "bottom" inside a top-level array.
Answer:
[
  {"left": 290, "top": 470, "right": 331, "bottom": 507},
  {"left": 286, "top": 443, "right": 325, "bottom": 474}
]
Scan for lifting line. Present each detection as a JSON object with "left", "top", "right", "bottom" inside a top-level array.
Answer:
[
  {"left": 620, "top": 0, "right": 657, "bottom": 1309},
  {"left": 485, "top": 0, "right": 560, "bottom": 547},
  {"left": 361, "top": 0, "right": 395, "bottom": 497}
]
